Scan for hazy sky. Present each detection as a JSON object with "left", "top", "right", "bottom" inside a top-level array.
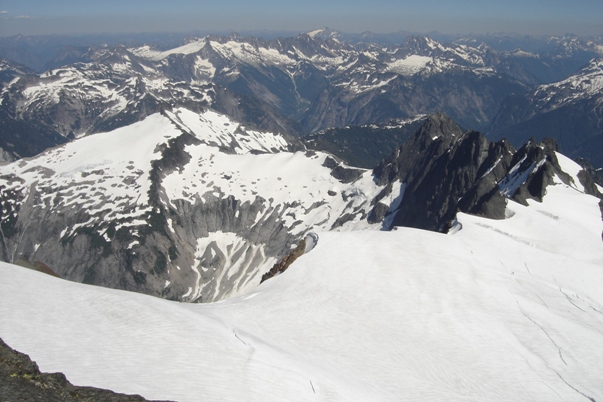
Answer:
[{"left": 1, "top": 0, "right": 602, "bottom": 37}]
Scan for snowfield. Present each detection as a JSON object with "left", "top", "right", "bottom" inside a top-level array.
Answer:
[
  {"left": 1, "top": 172, "right": 603, "bottom": 401},
  {"left": 386, "top": 55, "right": 432, "bottom": 76}
]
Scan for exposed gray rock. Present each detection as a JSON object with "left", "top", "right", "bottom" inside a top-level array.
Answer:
[
  {"left": 0, "top": 133, "right": 305, "bottom": 302},
  {"left": 504, "top": 138, "right": 574, "bottom": 205},
  {"left": 575, "top": 158, "right": 603, "bottom": 196}
]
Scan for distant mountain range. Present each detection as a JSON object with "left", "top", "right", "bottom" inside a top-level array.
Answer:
[
  {"left": 489, "top": 58, "right": 603, "bottom": 166},
  {"left": 1, "top": 29, "right": 602, "bottom": 167}
]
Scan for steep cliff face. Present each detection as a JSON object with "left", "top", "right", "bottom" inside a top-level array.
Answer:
[{"left": 0, "top": 107, "right": 381, "bottom": 302}]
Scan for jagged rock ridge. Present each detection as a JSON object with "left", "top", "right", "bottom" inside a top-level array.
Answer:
[{"left": 370, "top": 113, "right": 600, "bottom": 232}]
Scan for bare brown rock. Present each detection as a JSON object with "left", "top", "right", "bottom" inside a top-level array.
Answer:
[{"left": 260, "top": 239, "right": 306, "bottom": 284}]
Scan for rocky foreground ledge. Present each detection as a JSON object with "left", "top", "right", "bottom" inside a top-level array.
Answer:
[{"left": 0, "top": 337, "right": 170, "bottom": 402}]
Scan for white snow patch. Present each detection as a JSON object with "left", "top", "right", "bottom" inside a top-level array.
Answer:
[
  {"left": 181, "top": 287, "right": 192, "bottom": 298},
  {"left": 140, "top": 39, "right": 207, "bottom": 60},
  {"left": 555, "top": 152, "right": 586, "bottom": 191},
  {"left": 387, "top": 55, "right": 431, "bottom": 76},
  {"left": 307, "top": 29, "right": 325, "bottom": 38}
]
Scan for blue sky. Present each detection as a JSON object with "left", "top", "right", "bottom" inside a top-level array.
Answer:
[{"left": 1, "top": 0, "right": 602, "bottom": 36}]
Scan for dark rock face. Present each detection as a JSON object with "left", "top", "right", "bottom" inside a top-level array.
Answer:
[
  {"left": 372, "top": 113, "right": 516, "bottom": 231},
  {"left": 574, "top": 158, "right": 603, "bottom": 240},
  {"left": 370, "top": 113, "right": 590, "bottom": 233},
  {"left": 322, "top": 156, "right": 365, "bottom": 183},
  {"left": 372, "top": 112, "right": 465, "bottom": 186},
  {"left": 0, "top": 337, "right": 168, "bottom": 402},
  {"left": 505, "top": 139, "right": 574, "bottom": 205},
  {"left": 575, "top": 157, "right": 603, "bottom": 191}
]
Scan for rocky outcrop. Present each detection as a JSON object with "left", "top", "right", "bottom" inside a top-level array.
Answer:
[
  {"left": 503, "top": 138, "right": 574, "bottom": 205},
  {"left": 575, "top": 157, "right": 603, "bottom": 192},
  {"left": 260, "top": 239, "right": 307, "bottom": 284},
  {"left": 0, "top": 337, "right": 167, "bottom": 402},
  {"left": 371, "top": 113, "right": 515, "bottom": 231},
  {"left": 322, "top": 156, "right": 365, "bottom": 183},
  {"left": 370, "top": 113, "right": 589, "bottom": 233},
  {"left": 260, "top": 232, "right": 319, "bottom": 283},
  {"left": 13, "top": 258, "right": 61, "bottom": 278},
  {"left": 574, "top": 158, "right": 603, "bottom": 240}
]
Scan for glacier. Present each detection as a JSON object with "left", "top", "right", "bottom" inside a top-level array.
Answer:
[{"left": 1, "top": 168, "right": 602, "bottom": 401}]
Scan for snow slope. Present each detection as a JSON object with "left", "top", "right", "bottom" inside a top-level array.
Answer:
[{"left": 1, "top": 174, "right": 602, "bottom": 401}]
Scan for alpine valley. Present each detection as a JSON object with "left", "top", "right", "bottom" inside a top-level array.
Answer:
[{"left": 0, "top": 28, "right": 602, "bottom": 401}]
